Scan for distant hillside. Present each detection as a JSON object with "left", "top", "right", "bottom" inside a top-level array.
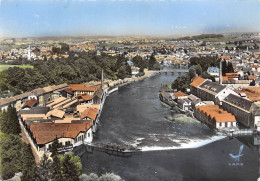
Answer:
[{"left": 171, "top": 34, "right": 224, "bottom": 41}]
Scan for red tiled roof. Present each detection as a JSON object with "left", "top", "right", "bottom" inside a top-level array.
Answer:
[
  {"left": 190, "top": 76, "right": 206, "bottom": 87},
  {"left": 77, "top": 93, "right": 93, "bottom": 102},
  {"left": 21, "top": 98, "right": 37, "bottom": 109},
  {"left": 226, "top": 73, "right": 238, "bottom": 78},
  {"left": 80, "top": 108, "right": 98, "bottom": 120},
  {"left": 30, "top": 122, "right": 92, "bottom": 144},
  {"left": 196, "top": 105, "right": 236, "bottom": 123},
  {"left": 220, "top": 56, "right": 231, "bottom": 60},
  {"left": 65, "top": 84, "right": 99, "bottom": 94},
  {"left": 251, "top": 64, "right": 260, "bottom": 68},
  {"left": 173, "top": 91, "right": 187, "bottom": 98},
  {"left": 235, "top": 87, "right": 260, "bottom": 101},
  {"left": 248, "top": 75, "right": 256, "bottom": 80}
]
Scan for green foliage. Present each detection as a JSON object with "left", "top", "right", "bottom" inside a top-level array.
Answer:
[
  {"left": 1, "top": 53, "right": 131, "bottom": 92},
  {"left": 49, "top": 137, "right": 61, "bottom": 157},
  {"left": 189, "top": 56, "right": 219, "bottom": 72},
  {"left": 38, "top": 153, "right": 52, "bottom": 181},
  {"left": 189, "top": 65, "right": 202, "bottom": 79},
  {"left": 0, "top": 134, "right": 37, "bottom": 180},
  {"left": 171, "top": 76, "right": 191, "bottom": 92},
  {"left": 51, "top": 153, "right": 82, "bottom": 181},
  {"left": 148, "top": 54, "right": 156, "bottom": 70},
  {"left": 201, "top": 71, "right": 216, "bottom": 82},
  {"left": 20, "top": 144, "right": 38, "bottom": 181},
  {"left": 79, "top": 173, "right": 124, "bottom": 181},
  {"left": 188, "top": 67, "right": 196, "bottom": 79},
  {"left": 0, "top": 105, "right": 21, "bottom": 135},
  {"left": 222, "top": 60, "right": 234, "bottom": 76},
  {"left": 51, "top": 155, "right": 63, "bottom": 181},
  {"left": 132, "top": 55, "right": 159, "bottom": 71}
]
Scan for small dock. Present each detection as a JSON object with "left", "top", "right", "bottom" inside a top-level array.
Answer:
[{"left": 85, "top": 143, "right": 142, "bottom": 157}]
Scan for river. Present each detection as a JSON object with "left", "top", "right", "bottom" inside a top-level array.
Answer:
[{"left": 76, "top": 71, "right": 260, "bottom": 181}]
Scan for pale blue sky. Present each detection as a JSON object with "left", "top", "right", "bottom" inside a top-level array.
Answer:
[{"left": 0, "top": 0, "right": 260, "bottom": 37}]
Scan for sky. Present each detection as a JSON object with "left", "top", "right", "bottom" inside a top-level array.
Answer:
[{"left": 0, "top": 0, "right": 260, "bottom": 37}]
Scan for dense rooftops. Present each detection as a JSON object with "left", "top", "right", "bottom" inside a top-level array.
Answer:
[{"left": 196, "top": 105, "right": 236, "bottom": 123}]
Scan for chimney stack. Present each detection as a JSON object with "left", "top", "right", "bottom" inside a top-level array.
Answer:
[{"left": 219, "top": 59, "right": 222, "bottom": 85}]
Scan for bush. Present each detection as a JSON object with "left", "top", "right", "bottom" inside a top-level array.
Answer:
[{"left": 79, "top": 173, "right": 124, "bottom": 181}]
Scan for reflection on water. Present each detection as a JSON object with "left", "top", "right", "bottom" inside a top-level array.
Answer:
[{"left": 75, "top": 73, "right": 260, "bottom": 181}]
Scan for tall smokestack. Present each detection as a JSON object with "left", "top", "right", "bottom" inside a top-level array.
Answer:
[
  {"left": 101, "top": 69, "right": 104, "bottom": 90},
  {"left": 219, "top": 59, "right": 222, "bottom": 85}
]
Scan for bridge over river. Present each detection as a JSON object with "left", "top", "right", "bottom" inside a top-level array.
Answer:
[{"left": 154, "top": 69, "right": 189, "bottom": 75}]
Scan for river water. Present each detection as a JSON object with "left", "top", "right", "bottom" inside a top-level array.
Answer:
[{"left": 77, "top": 71, "right": 260, "bottom": 181}]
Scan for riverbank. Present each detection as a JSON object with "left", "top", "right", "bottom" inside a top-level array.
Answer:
[{"left": 107, "top": 70, "right": 157, "bottom": 90}]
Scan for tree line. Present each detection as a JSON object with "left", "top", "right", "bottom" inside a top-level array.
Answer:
[
  {"left": 172, "top": 56, "right": 219, "bottom": 92},
  {"left": 0, "top": 105, "right": 38, "bottom": 180},
  {"left": 0, "top": 51, "right": 132, "bottom": 94}
]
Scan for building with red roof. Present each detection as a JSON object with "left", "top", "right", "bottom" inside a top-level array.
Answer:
[{"left": 194, "top": 105, "right": 236, "bottom": 129}]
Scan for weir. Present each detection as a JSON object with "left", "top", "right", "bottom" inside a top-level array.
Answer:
[{"left": 74, "top": 143, "right": 142, "bottom": 157}]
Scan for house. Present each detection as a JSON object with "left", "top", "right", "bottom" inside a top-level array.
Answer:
[
  {"left": 131, "top": 67, "right": 140, "bottom": 78},
  {"left": 189, "top": 94, "right": 205, "bottom": 109},
  {"left": 177, "top": 98, "right": 191, "bottom": 111},
  {"left": 172, "top": 91, "right": 187, "bottom": 100},
  {"left": 235, "top": 87, "right": 260, "bottom": 102},
  {"left": 207, "top": 67, "right": 219, "bottom": 81},
  {"left": 64, "top": 84, "right": 99, "bottom": 98},
  {"left": 194, "top": 105, "right": 236, "bottom": 129},
  {"left": 29, "top": 121, "right": 93, "bottom": 152},
  {"left": 80, "top": 107, "right": 99, "bottom": 132},
  {"left": 222, "top": 94, "right": 254, "bottom": 128},
  {"left": 77, "top": 93, "right": 93, "bottom": 105},
  {"left": 225, "top": 73, "right": 239, "bottom": 81},
  {"left": 21, "top": 98, "right": 37, "bottom": 110},
  {"left": 190, "top": 76, "right": 207, "bottom": 96},
  {"left": 190, "top": 77, "right": 237, "bottom": 105}
]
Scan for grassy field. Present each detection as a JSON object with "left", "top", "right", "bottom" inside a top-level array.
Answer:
[
  {"left": 200, "top": 36, "right": 233, "bottom": 42},
  {"left": 0, "top": 64, "right": 34, "bottom": 72}
]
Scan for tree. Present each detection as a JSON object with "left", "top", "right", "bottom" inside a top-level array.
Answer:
[
  {"left": 188, "top": 67, "right": 196, "bottom": 79},
  {"left": 61, "top": 153, "right": 82, "bottom": 181},
  {"left": 148, "top": 54, "right": 156, "bottom": 70},
  {"left": 222, "top": 60, "right": 227, "bottom": 76},
  {"left": 98, "top": 173, "right": 123, "bottom": 181},
  {"left": 0, "top": 105, "right": 21, "bottom": 135},
  {"left": 171, "top": 76, "right": 191, "bottom": 92},
  {"left": 38, "top": 153, "right": 52, "bottom": 181},
  {"left": 117, "top": 66, "right": 127, "bottom": 79},
  {"left": 49, "top": 137, "right": 61, "bottom": 157},
  {"left": 250, "top": 80, "right": 256, "bottom": 86},
  {"left": 201, "top": 71, "right": 215, "bottom": 82},
  {"left": 20, "top": 144, "right": 38, "bottom": 181},
  {"left": 227, "top": 62, "right": 234, "bottom": 73},
  {"left": 51, "top": 155, "right": 63, "bottom": 181},
  {"left": 0, "top": 134, "right": 23, "bottom": 180}
]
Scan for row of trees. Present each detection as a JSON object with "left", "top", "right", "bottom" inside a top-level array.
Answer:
[
  {"left": 0, "top": 105, "right": 38, "bottom": 180},
  {"left": 132, "top": 54, "right": 160, "bottom": 73},
  {"left": 0, "top": 52, "right": 132, "bottom": 93},
  {"left": 189, "top": 56, "right": 219, "bottom": 72},
  {"left": 172, "top": 56, "right": 219, "bottom": 91},
  {"left": 38, "top": 153, "right": 82, "bottom": 181}
]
